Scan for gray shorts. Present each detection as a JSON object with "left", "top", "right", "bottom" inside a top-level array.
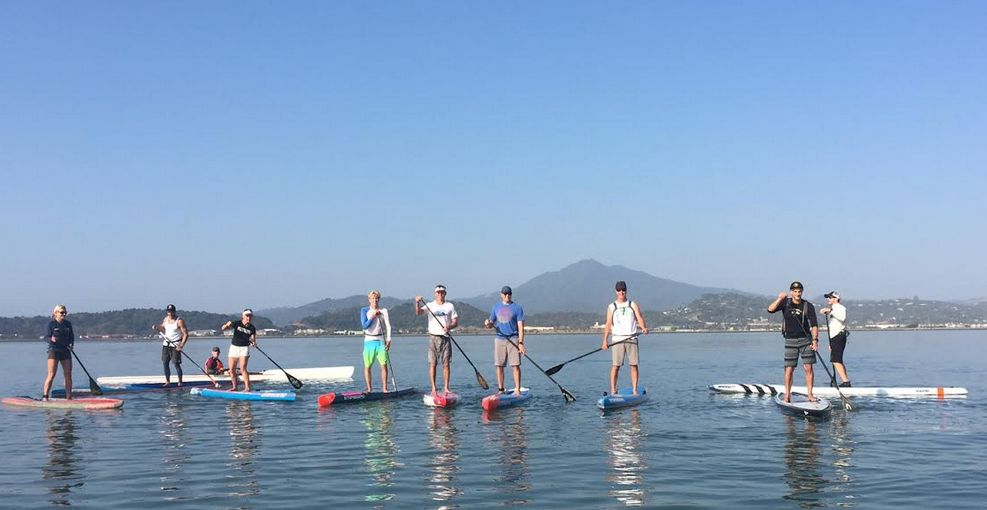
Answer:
[
  {"left": 428, "top": 334, "right": 452, "bottom": 366},
  {"left": 161, "top": 345, "right": 182, "bottom": 365},
  {"left": 784, "top": 337, "right": 816, "bottom": 367},
  {"left": 611, "top": 340, "right": 639, "bottom": 366},
  {"left": 494, "top": 337, "right": 521, "bottom": 367}
]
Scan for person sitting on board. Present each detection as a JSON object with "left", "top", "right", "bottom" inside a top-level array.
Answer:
[
  {"left": 204, "top": 346, "right": 228, "bottom": 375},
  {"left": 151, "top": 304, "right": 188, "bottom": 387},
  {"left": 42, "top": 304, "right": 74, "bottom": 400},
  {"left": 484, "top": 285, "right": 526, "bottom": 395},
  {"left": 767, "top": 281, "right": 821, "bottom": 403},
  {"left": 360, "top": 290, "right": 392, "bottom": 393},
  {"left": 601, "top": 280, "right": 648, "bottom": 396},
  {"left": 820, "top": 291, "right": 851, "bottom": 387},
  {"left": 415, "top": 284, "right": 459, "bottom": 396},
  {"left": 221, "top": 309, "right": 257, "bottom": 392}
]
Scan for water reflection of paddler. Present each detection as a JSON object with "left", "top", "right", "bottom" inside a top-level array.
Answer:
[
  {"left": 225, "top": 401, "right": 260, "bottom": 497},
  {"left": 426, "top": 408, "right": 462, "bottom": 505},
  {"left": 363, "top": 400, "right": 398, "bottom": 504},
  {"left": 490, "top": 408, "right": 529, "bottom": 504},
  {"left": 158, "top": 394, "right": 190, "bottom": 495},
  {"left": 829, "top": 413, "right": 856, "bottom": 491},
  {"left": 782, "top": 414, "right": 825, "bottom": 507},
  {"left": 605, "top": 408, "right": 646, "bottom": 507},
  {"left": 43, "top": 412, "right": 82, "bottom": 507}
]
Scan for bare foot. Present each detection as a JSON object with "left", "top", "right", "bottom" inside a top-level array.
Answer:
[
  {"left": 513, "top": 388, "right": 522, "bottom": 396},
  {"left": 162, "top": 382, "right": 171, "bottom": 388},
  {"left": 443, "top": 387, "right": 451, "bottom": 394},
  {"left": 243, "top": 387, "right": 251, "bottom": 393}
]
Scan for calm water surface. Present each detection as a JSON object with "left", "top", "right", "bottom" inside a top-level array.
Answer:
[{"left": 1, "top": 330, "right": 984, "bottom": 508}]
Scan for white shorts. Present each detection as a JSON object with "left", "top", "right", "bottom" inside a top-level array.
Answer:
[{"left": 229, "top": 345, "right": 250, "bottom": 358}]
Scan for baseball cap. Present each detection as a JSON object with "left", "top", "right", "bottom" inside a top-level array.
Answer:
[
  {"left": 166, "top": 304, "right": 176, "bottom": 312},
  {"left": 790, "top": 281, "right": 804, "bottom": 290},
  {"left": 434, "top": 285, "right": 447, "bottom": 293},
  {"left": 615, "top": 281, "right": 628, "bottom": 291},
  {"left": 501, "top": 286, "right": 512, "bottom": 295},
  {"left": 242, "top": 308, "right": 254, "bottom": 316},
  {"left": 824, "top": 291, "right": 840, "bottom": 299}
]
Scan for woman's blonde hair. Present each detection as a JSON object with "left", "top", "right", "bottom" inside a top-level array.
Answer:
[
  {"left": 368, "top": 290, "right": 381, "bottom": 299},
  {"left": 52, "top": 304, "right": 67, "bottom": 319}
]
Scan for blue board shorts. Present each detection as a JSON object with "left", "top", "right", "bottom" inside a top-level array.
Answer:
[{"left": 363, "top": 339, "right": 389, "bottom": 367}]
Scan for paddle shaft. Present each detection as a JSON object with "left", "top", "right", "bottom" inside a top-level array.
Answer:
[
  {"left": 545, "top": 337, "right": 636, "bottom": 375},
  {"left": 68, "top": 348, "right": 103, "bottom": 396},
  {"left": 420, "top": 300, "right": 489, "bottom": 389},
  {"left": 503, "top": 337, "right": 576, "bottom": 402},
  {"left": 252, "top": 344, "right": 304, "bottom": 389}
]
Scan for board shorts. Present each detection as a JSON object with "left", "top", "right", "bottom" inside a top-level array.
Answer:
[
  {"left": 611, "top": 338, "right": 639, "bottom": 366},
  {"left": 363, "top": 338, "right": 389, "bottom": 367},
  {"left": 229, "top": 345, "right": 250, "bottom": 358},
  {"left": 784, "top": 337, "right": 816, "bottom": 367},
  {"left": 829, "top": 331, "right": 848, "bottom": 363},
  {"left": 428, "top": 334, "right": 452, "bottom": 365},
  {"left": 161, "top": 345, "right": 182, "bottom": 365},
  {"left": 494, "top": 337, "right": 522, "bottom": 367},
  {"left": 47, "top": 349, "right": 71, "bottom": 361}
]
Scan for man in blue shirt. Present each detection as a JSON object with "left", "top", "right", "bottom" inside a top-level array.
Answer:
[{"left": 484, "top": 286, "right": 526, "bottom": 395}]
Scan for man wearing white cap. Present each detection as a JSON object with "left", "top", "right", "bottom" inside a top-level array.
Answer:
[
  {"left": 221, "top": 309, "right": 258, "bottom": 392},
  {"left": 415, "top": 285, "right": 458, "bottom": 395},
  {"left": 820, "top": 291, "right": 851, "bottom": 387}
]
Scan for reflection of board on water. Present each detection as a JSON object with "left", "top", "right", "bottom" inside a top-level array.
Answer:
[
  {"left": 363, "top": 401, "right": 398, "bottom": 504},
  {"left": 605, "top": 408, "right": 646, "bottom": 507},
  {"left": 44, "top": 412, "right": 82, "bottom": 507},
  {"left": 782, "top": 415, "right": 825, "bottom": 506},
  {"left": 226, "top": 402, "right": 260, "bottom": 498},
  {"left": 158, "top": 396, "right": 190, "bottom": 494},
  {"left": 426, "top": 407, "right": 462, "bottom": 504}
]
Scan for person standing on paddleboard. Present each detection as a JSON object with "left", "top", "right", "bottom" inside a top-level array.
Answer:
[
  {"left": 151, "top": 304, "right": 189, "bottom": 387},
  {"left": 602, "top": 281, "right": 648, "bottom": 396},
  {"left": 416, "top": 285, "right": 458, "bottom": 396},
  {"left": 767, "top": 281, "right": 820, "bottom": 403},
  {"left": 221, "top": 309, "right": 257, "bottom": 392},
  {"left": 484, "top": 286, "right": 526, "bottom": 395},
  {"left": 360, "top": 290, "right": 393, "bottom": 393},
  {"left": 820, "top": 291, "right": 851, "bottom": 387},
  {"left": 42, "top": 304, "right": 74, "bottom": 400}
]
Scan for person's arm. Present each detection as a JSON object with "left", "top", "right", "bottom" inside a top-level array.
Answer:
[
  {"left": 382, "top": 309, "right": 392, "bottom": 345},
  {"left": 485, "top": 306, "right": 496, "bottom": 329},
  {"left": 808, "top": 303, "right": 820, "bottom": 348},
  {"left": 360, "top": 307, "right": 374, "bottom": 329},
  {"left": 632, "top": 302, "right": 649, "bottom": 335},
  {"left": 767, "top": 293, "right": 787, "bottom": 313},
  {"left": 68, "top": 321, "right": 75, "bottom": 350},
  {"left": 249, "top": 326, "right": 257, "bottom": 346},
  {"left": 517, "top": 319, "right": 526, "bottom": 354},
  {"left": 447, "top": 306, "right": 458, "bottom": 331},
  {"left": 152, "top": 322, "right": 165, "bottom": 333},
  {"left": 832, "top": 304, "right": 847, "bottom": 323},
  {"left": 221, "top": 320, "right": 234, "bottom": 331},
  {"left": 414, "top": 296, "right": 424, "bottom": 316},
  {"left": 178, "top": 319, "right": 189, "bottom": 349},
  {"left": 601, "top": 306, "right": 615, "bottom": 349}
]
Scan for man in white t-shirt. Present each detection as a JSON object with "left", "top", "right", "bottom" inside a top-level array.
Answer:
[
  {"left": 820, "top": 291, "right": 851, "bottom": 387},
  {"left": 415, "top": 285, "right": 459, "bottom": 395}
]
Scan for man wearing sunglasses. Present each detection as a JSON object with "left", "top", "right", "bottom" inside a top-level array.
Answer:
[{"left": 602, "top": 281, "right": 648, "bottom": 396}]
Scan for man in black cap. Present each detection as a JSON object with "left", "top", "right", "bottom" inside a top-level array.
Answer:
[
  {"left": 484, "top": 286, "right": 526, "bottom": 394},
  {"left": 767, "top": 281, "right": 820, "bottom": 402},
  {"left": 151, "top": 304, "right": 189, "bottom": 387},
  {"left": 602, "top": 280, "right": 648, "bottom": 396}
]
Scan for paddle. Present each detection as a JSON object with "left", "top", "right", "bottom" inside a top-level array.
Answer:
[
  {"left": 159, "top": 334, "right": 221, "bottom": 388},
  {"left": 68, "top": 348, "right": 103, "bottom": 396},
  {"left": 252, "top": 344, "right": 303, "bottom": 389},
  {"left": 545, "top": 335, "right": 638, "bottom": 376},
  {"left": 387, "top": 360, "right": 397, "bottom": 393},
  {"left": 419, "top": 300, "right": 489, "bottom": 390},
  {"left": 503, "top": 337, "right": 576, "bottom": 403}
]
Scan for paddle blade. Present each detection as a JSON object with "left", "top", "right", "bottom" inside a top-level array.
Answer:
[
  {"left": 288, "top": 374, "right": 303, "bottom": 390},
  {"left": 561, "top": 387, "right": 576, "bottom": 403},
  {"left": 545, "top": 364, "right": 563, "bottom": 376},
  {"left": 475, "top": 370, "right": 490, "bottom": 390},
  {"left": 89, "top": 379, "right": 103, "bottom": 396}
]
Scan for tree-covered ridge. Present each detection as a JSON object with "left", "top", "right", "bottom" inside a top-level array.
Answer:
[{"left": 0, "top": 309, "right": 274, "bottom": 338}]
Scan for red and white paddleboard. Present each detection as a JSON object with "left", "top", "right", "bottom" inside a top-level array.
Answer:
[{"left": 422, "top": 391, "right": 459, "bottom": 408}]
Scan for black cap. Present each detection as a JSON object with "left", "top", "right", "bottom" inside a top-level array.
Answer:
[
  {"left": 615, "top": 281, "right": 627, "bottom": 291},
  {"left": 501, "top": 286, "right": 512, "bottom": 295},
  {"left": 790, "top": 281, "right": 804, "bottom": 290},
  {"left": 824, "top": 291, "right": 840, "bottom": 299},
  {"left": 166, "top": 304, "right": 176, "bottom": 312}
]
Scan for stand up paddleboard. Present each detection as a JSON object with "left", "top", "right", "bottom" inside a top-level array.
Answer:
[
  {"left": 423, "top": 391, "right": 459, "bottom": 408},
  {"left": 2, "top": 396, "right": 124, "bottom": 410},
  {"left": 774, "top": 393, "right": 831, "bottom": 417},
  {"left": 709, "top": 383, "right": 967, "bottom": 399},
  {"left": 190, "top": 387, "right": 295, "bottom": 401},
  {"left": 317, "top": 387, "right": 416, "bottom": 407},
  {"left": 53, "top": 380, "right": 219, "bottom": 396},
  {"left": 98, "top": 366, "right": 354, "bottom": 386},
  {"left": 597, "top": 387, "right": 649, "bottom": 410},
  {"left": 481, "top": 388, "right": 531, "bottom": 411}
]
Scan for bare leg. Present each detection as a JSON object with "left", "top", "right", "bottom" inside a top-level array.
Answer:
[
  {"left": 804, "top": 365, "right": 815, "bottom": 401},
  {"left": 630, "top": 365, "right": 639, "bottom": 395},
  {"left": 364, "top": 364, "right": 373, "bottom": 393},
  {"left": 442, "top": 362, "right": 451, "bottom": 394},
  {"left": 381, "top": 362, "right": 389, "bottom": 393},
  {"left": 512, "top": 365, "right": 521, "bottom": 395},
  {"left": 43, "top": 358, "right": 58, "bottom": 399},
  {"left": 496, "top": 365, "right": 505, "bottom": 391},
  {"left": 429, "top": 363, "right": 438, "bottom": 395},
  {"left": 61, "top": 359, "right": 73, "bottom": 399},
  {"left": 784, "top": 366, "right": 794, "bottom": 402},
  {"left": 834, "top": 362, "right": 849, "bottom": 384},
  {"left": 241, "top": 356, "right": 251, "bottom": 392},
  {"left": 609, "top": 366, "right": 619, "bottom": 395},
  {"left": 229, "top": 356, "right": 239, "bottom": 390}
]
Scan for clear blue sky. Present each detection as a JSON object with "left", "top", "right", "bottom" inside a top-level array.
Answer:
[{"left": 2, "top": 2, "right": 985, "bottom": 316}]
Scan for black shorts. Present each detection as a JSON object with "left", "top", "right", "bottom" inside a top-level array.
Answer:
[
  {"left": 829, "top": 331, "right": 848, "bottom": 363},
  {"left": 162, "top": 345, "right": 182, "bottom": 365},
  {"left": 48, "top": 349, "right": 71, "bottom": 361}
]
